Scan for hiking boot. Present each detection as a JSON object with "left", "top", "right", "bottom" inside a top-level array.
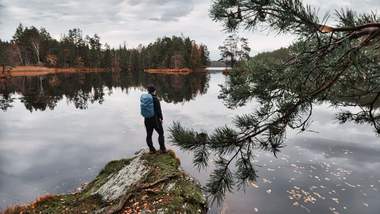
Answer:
[
  {"left": 149, "top": 148, "right": 157, "bottom": 154},
  {"left": 159, "top": 149, "right": 167, "bottom": 154}
]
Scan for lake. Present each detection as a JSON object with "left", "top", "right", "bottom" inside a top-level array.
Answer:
[{"left": 0, "top": 71, "right": 379, "bottom": 213}]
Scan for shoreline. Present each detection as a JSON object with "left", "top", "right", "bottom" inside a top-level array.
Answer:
[
  {"left": 144, "top": 68, "right": 193, "bottom": 75},
  {"left": 3, "top": 66, "right": 108, "bottom": 77}
]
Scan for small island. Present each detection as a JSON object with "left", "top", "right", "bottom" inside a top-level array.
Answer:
[
  {"left": 144, "top": 68, "right": 193, "bottom": 75},
  {"left": 142, "top": 36, "right": 209, "bottom": 75},
  {"left": 4, "top": 150, "right": 207, "bottom": 214}
]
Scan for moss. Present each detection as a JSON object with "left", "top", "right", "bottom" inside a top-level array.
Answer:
[
  {"left": 141, "top": 152, "right": 181, "bottom": 184},
  {"left": 156, "top": 178, "right": 206, "bottom": 213},
  {"left": 14, "top": 194, "right": 104, "bottom": 214}
]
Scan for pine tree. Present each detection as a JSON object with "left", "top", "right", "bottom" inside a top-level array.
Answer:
[
  {"left": 218, "top": 34, "right": 250, "bottom": 67},
  {"left": 170, "top": 0, "right": 380, "bottom": 203}
]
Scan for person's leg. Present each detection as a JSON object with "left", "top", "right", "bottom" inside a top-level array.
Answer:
[
  {"left": 144, "top": 119, "right": 156, "bottom": 152},
  {"left": 154, "top": 119, "right": 166, "bottom": 152}
]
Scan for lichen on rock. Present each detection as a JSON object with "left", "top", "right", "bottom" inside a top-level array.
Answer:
[
  {"left": 91, "top": 150, "right": 149, "bottom": 202},
  {"left": 3, "top": 150, "right": 208, "bottom": 214}
]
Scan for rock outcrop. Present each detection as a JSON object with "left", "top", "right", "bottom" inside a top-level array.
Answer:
[{"left": 4, "top": 150, "right": 207, "bottom": 214}]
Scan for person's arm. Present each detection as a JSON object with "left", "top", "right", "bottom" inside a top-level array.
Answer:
[{"left": 154, "top": 97, "right": 163, "bottom": 121}]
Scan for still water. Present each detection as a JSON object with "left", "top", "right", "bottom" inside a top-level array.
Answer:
[{"left": 0, "top": 71, "right": 379, "bottom": 213}]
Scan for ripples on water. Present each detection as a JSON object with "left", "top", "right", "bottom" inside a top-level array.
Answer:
[{"left": 0, "top": 71, "right": 379, "bottom": 213}]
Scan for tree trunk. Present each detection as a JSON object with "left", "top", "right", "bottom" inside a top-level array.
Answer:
[
  {"left": 31, "top": 40, "right": 41, "bottom": 65},
  {"left": 15, "top": 44, "right": 23, "bottom": 65}
]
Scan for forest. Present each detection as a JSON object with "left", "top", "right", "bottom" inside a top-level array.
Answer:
[{"left": 0, "top": 24, "right": 209, "bottom": 71}]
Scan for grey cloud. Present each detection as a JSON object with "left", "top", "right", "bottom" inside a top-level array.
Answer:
[
  {"left": 123, "top": 0, "right": 194, "bottom": 22},
  {"left": 0, "top": 0, "right": 379, "bottom": 60},
  {"left": 2, "top": 0, "right": 125, "bottom": 24}
]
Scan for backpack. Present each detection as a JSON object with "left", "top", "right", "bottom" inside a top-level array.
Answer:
[{"left": 140, "top": 93, "right": 155, "bottom": 118}]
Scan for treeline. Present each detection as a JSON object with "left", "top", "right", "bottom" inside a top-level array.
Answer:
[
  {"left": 0, "top": 24, "right": 209, "bottom": 70},
  {"left": 142, "top": 37, "right": 209, "bottom": 69}
]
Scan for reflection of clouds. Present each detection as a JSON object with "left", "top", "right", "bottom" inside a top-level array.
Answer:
[
  {"left": 1, "top": 73, "right": 380, "bottom": 212},
  {"left": 292, "top": 137, "right": 380, "bottom": 166},
  {"left": 289, "top": 103, "right": 379, "bottom": 145},
  {"left": 0, "top": 89, "right": 146, "bottom": 208},
  {"left": 221, "top": 135, "right": 380, "bottom": 213}
]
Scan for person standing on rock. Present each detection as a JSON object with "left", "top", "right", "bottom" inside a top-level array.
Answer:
[{"left": 140, "top": 85, "right": 167, "bottom": 153}]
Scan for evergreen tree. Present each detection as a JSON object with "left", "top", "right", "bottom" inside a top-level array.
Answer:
[
  {"left": 199, "top": 45, "right": 210, "bottom": 67},
  {"left": 3, "top": 25, "right": 209, "bottom": 71},
  {"left": 170, "top": 0, "right": 380, "bottom": 203},
  {"left": 0, "top": 40, "right": 9, "bottom": 65},
  {"left": 218, "top": 34, "right": 250, "bottom": 67},
  {"left": 101, "top": 43, "right": 112, "bottom": 68}
]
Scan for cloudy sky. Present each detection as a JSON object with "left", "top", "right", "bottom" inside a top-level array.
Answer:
[{"left": 0, "top": 0, "right": 379, "bottom": 59}]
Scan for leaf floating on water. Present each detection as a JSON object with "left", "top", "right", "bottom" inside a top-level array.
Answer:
[
  {"left": 250, "top": 182, "right": 259, "bottom": 188},
  {"left": 313, "top": 192, "right": 325, "bottom": 200},
  {"left": 262, "top": 178, "right": 272, "bottom": 184},
  {"left": 292, "top": 201, "right": 300, "bottom": 207},
  {"left": 363, "top": 202, "right": 369, "bottom": 207},
  {"left": 331, "top": 198, "right": 339, "bottom": 204},
  {"left": 254, "top": 208, "right": 259, "bottom": 212},
  {"left": 303, "top": 195, "right": 316, "bottom": 204},
  {"left": 344, "top": 182, "right": 356, "bottom": 188},
  {"left": 266, "top": 189, "right": 272, "bottom": 194},
  {"left": 309, "top": 186, "right": 318, "bottom": 191}
]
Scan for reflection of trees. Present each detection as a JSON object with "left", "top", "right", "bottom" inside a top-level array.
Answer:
[
  {"left": 0, "top": 71, "right": 210, "bottom": 111},
  {"left": 0, "top": 94, "right": 15, "bottom": 111},
  {"left": 139, "top": 73, "right": 209, "bottom": 104}
]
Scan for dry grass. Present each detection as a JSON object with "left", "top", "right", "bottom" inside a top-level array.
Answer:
[{"left": 2, "top": 194, "right": 56, "bottom": 214}]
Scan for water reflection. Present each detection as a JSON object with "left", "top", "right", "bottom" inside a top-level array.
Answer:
[
  {"left": 0, "top": 71, "right": 210, "bottom": 111},
  {"left": 0, "top": 72, "right": 379, "bottom": 214}
]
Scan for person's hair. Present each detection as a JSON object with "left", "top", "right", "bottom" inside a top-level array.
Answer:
[{"left": 147, "top": 85, "right": 156, "bottom": 94}]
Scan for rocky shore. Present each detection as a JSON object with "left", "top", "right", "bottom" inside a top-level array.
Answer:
[{"left": 4, "top": 150, "right": 207, "bottom": 214}]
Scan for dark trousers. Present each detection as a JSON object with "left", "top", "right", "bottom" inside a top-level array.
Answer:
[{"left": 144, "top": 117, "right": 166, "bottom": 151}]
